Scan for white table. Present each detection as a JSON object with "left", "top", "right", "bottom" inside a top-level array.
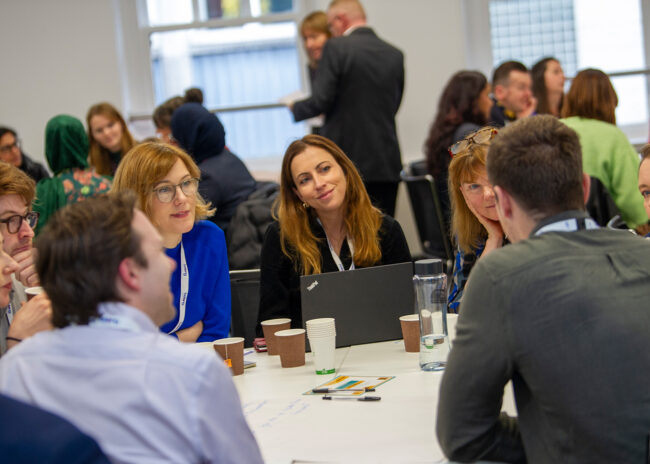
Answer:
[{"left": 217, "top": 340, "right": 517, "bottom": 464}]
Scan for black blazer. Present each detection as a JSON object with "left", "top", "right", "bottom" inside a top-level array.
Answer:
[{"left": 293, "top": 27, "right": 404, "bottom": 183}]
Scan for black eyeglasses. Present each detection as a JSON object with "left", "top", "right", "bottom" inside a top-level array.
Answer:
[
  {"left": 152, "top": 178, "right": 199, "bottom": 203},
  {"left": 448, "top": 127, "right": 498, "bottom": 156},
  {"left": 0, "top": 139, "right": 20, "bottom": 154},
  {"left": 0, "top": 211, "right": 39, "bottom": 234}
]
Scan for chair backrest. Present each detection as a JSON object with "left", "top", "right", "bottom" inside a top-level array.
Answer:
[
  {"left": 586, "top": 175, "right": 625, "bottom": 228},
  {"left": 229, "top": 269, "right": 261, "bottom": 347},
  {"left": 400, "top": 165, "right": 453, "bottom": 265}
]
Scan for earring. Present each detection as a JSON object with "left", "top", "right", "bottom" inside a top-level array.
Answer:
[{"left": 302, "top": 202, "right": 308, "bottom": 208}]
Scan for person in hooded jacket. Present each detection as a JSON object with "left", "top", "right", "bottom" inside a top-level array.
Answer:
[
  {"left": 34, "top": 115, "right": 112, "bottom": 234},
  {"left": 170, "top": 103, "right": 256, "bottom": 232}
]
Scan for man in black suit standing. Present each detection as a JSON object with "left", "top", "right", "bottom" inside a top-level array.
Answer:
[{"left": 291, "top": 0, "right": 404, "bottom": 217}]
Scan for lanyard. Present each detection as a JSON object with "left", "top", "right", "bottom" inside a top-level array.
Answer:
[
  {"left": 168, "top": 241, "right": 188, "bottom": 334},
  {"left": 534, "top": 217, "right": 599, "bottom": 236},
  {"left": 317, "top": 218, "right": 355, "bottom": 271},
  {"left": 326, "top": 235, "right": 355, "bottom": 272},
  {"left": 5, "top": 302, "right": 12, "bottom": 325}
]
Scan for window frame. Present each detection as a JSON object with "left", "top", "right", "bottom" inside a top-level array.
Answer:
[
  {"left": 115, "top": 0, "right": 318, "bottom": 159},
  {"left": 461, "top": 0, "right": 650, "bottom": 143}
]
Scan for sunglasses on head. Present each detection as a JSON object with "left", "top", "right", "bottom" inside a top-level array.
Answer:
[{"left": 448, "top": 127, "right": 498, "bottom": 157}]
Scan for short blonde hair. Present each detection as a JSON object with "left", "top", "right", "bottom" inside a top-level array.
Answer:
[{"left": 111, "top": 142, "right": 214, "bottom": 224}]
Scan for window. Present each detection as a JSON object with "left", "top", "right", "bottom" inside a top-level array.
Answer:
[
  {"left": 487, "top": 0, "right": 648, "bottom": 139},
  {"left": 139, "top": 0, "right": 306, "bottom": 160}
]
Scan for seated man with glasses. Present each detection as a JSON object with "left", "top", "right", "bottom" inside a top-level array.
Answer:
[
  {"left": 0, "top": 163, "right": 52, "bottom": 356},
  {"left": 0, "top": 127, "right": 50, "bottom": 183}
]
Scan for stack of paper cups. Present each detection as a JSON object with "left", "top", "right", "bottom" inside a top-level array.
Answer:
[{"left": 305, "top": 318, "right": 336, "bottom": 375}]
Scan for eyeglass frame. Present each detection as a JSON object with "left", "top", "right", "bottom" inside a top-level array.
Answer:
[
  {"left": 152, "top": 177, "right": 200, "bottom": 203},
  {"left": 448, "top": 127, "right": 499, "bottom": 157},
  {"left": 0, "top": 138, "right": 21, "bottom": 154},
  {"left": 0, "top": 211, "right": 39, "bottom": 234}
]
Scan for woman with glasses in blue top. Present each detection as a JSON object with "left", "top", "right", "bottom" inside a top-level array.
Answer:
[
  {"left": 447, "top": 127, "right": 505, "bottom": 312},
  {"left": 112, "top": 142, "right": 230, "bottom": 342}
]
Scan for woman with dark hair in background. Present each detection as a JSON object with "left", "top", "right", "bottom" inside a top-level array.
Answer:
[
  {"left": 257, "top": 135, "right": 411, "bottom": 330},
  {"left": 86, "top": 102, "right": 136, "bottom": 176},
  {"left": 561, "top": 68, "right": 647, "bottom": 228},
  {"left": 424, "top": 71, "right": 493, "bottom": 232},
  {"left": 532, "top": 57, "right": 565, "bottom": 116}
]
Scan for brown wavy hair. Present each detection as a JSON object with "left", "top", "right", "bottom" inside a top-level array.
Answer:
[
  {"left": 111, "top": 142, "right": 214, "bottom": 226},
  {"left": 448, "top": 137, "right": 493, "bottom": 254},
  {"left": 278, "top": 135, "right": 381, "bottom": 275},
  {"left": 36, "top": 191, "right": 147, "bottom": 328},
  {"left": 0, "top": 162, "right": 35, "bottom": 207},
  {"left": 86, "top": 102, "right": 136, "bottom": 175},
  {"left": 561, "top": 68, "right": 618, "bottom": 125}
]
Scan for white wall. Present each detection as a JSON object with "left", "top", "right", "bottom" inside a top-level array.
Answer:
[{"left": 0, "top": 0, "right": 123, "bottom": 166}]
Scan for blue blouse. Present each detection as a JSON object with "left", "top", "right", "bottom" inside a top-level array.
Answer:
[
  {"left": 161, "top": 221, "right": 231, "bottom": 341},
  {"left": 448, "top": 242, "right": 485, "bottom": 314}
]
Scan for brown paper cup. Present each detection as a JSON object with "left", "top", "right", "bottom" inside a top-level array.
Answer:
[
  {"left": 399, "top": 314, "right": 420, "bottom": 353},
  {"left": 260, "top": 318, "right": 291, "bottom": 355},
  {"left": 25, "top": 286, "right": 44, "bottom": 301},
  {"left": 213, "top": 337, "right": 245, "bottom": 375},
  {"left": 275, "top": 328, "right": 306, "bottom": 368}
]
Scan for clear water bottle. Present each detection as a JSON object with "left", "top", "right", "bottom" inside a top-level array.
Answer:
[{"left": 413, "top": 259, "right": 449, "bottom": 371}]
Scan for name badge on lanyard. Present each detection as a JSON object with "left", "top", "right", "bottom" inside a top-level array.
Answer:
[{"left": 168, "top": 241, "right": 188, "bottom": 334}]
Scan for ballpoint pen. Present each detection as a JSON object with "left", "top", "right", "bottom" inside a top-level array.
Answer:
[
  {"left": 322, "top": 395, "right": 381, "bottom": 401},
  {"left": 312, "top": 387, "right": 375, "bottom": 393}
]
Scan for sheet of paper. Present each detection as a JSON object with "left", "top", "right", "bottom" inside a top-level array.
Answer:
[{"left": 304, "top": 375, "right": 395, "bottom": 396}]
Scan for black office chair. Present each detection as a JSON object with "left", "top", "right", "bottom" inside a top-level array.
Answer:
[
  {"left": 229, "top": 269, "right": 261, "bottom": 347},
  {"left": 400, "top": 161, "right": 453, "bottom": 271}
]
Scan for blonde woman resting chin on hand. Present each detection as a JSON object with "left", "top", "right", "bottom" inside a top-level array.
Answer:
[{"left": 447, "top": 127, "right": 505, "bottom": 313}]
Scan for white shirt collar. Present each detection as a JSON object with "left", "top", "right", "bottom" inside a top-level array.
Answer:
[{"left": 94, "top": 301, "right": 159, "bottom": 334}]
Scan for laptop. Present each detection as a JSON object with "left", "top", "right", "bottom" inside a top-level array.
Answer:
[{"left": 300, "top": 262, "right": 414, "bottom": 348}]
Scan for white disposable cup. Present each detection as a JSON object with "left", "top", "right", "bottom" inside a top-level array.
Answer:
[
  {"left": 25, "top": 286, "right": 44, "bottom": 301},
  {"left": 306, "top": 318, "right": 335, "bottom": 339},
  {"left": 305, "top": 318, "right": 335, "bottom": 328},
  {"left": 309, "top": 334, "right": 336, "bottom": 375},
  {"left": 306, "top": 326, "right": 336, "bottom": 336}
]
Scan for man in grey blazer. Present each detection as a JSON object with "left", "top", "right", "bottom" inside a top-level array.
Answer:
[
  {"left": 291, "top": 0, "right": 404, "bottom": 217},
  {"left": 437, "top": 115, "right": 650, "bottom": 463}
]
